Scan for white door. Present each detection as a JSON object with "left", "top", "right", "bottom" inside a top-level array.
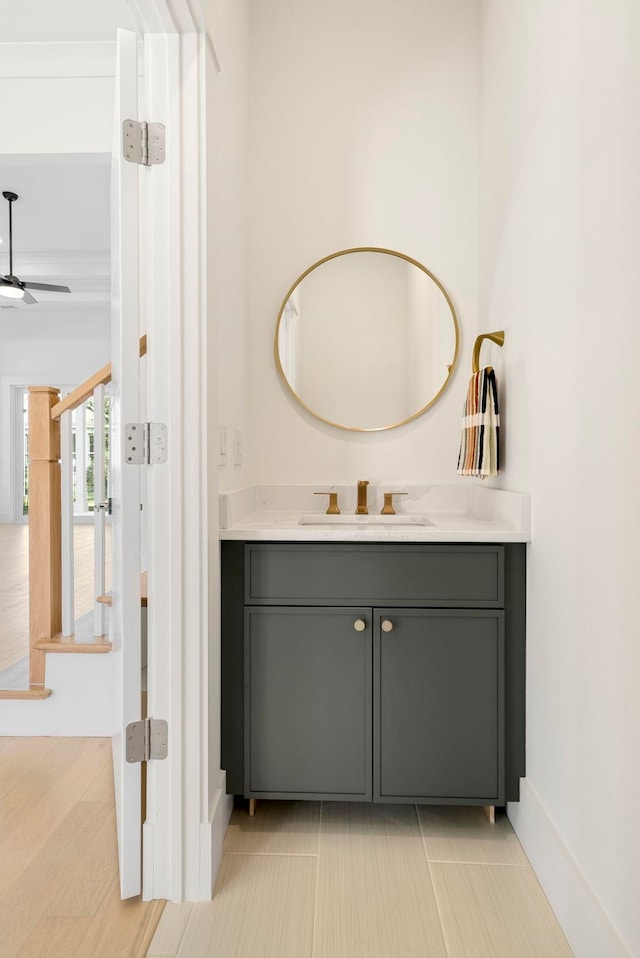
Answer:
[{"left": 110, "top": 28, "right": 144, "bottom": 900}]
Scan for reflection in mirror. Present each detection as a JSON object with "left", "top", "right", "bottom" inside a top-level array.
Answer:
[{"left": 275, "top": 248, "right": 459, "bottom": 431}]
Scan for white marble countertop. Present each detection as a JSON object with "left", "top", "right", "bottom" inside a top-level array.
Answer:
[{"left": 219, "top": 484, "right": 531, "bottom": 543}]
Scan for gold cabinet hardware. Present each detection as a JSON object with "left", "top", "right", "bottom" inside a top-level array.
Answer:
[
  {"left": 356, "top": 479, "right": 370, "bottom": 514},
  {"left": 472, "top": 330, "right": 505, "bottom": 374},
  {"left": 314, "top": 491, "right": 340, "bottom": 514},
  {"left": 381, "top": 619, "right": 394, "bottom": 633},
  {"left": 381, "top": 492, "right": 408, "bottom": 515},
  {"left": 353, "top": 619, "right": 366, "bottom": 632}
]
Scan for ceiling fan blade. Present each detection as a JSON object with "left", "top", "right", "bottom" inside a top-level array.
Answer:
[
  {"left": 3, "top": 195, "right": 72, "bottom": 301},
  {"left": 22, "top": 282, "right": 71, "bottom": 294}
]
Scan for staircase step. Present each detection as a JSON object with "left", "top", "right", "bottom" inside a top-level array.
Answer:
[
  {"left": 36, "top": 636, "right": 112, "bottom": 654},
  {"left": 0, "top": 687, "right": 53, "bottom": 699},
  {"left": 98, "top": 571, "right": 148, "bottom": 608}
]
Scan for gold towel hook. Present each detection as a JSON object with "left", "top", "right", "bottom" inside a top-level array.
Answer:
[{"left": 472, "top": 330, "right": 505, "bottom": 373}]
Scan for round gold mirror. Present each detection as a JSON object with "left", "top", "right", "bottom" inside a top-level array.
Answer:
[{"left": 275, "top": 248, "right": 459, "bottom": 432}]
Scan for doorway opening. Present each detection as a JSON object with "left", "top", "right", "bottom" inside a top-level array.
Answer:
[{"left": 0, "top": 152, "right": 111, "bottom": 684}]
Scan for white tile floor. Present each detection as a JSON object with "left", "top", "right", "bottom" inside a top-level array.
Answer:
[{"left": 147, "top": 801, "right": 574, "bottom": 958}]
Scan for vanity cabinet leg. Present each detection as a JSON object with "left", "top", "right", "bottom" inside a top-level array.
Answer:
[
  {"left": 483, "top": 805, "right": 496, "bottom": 824},
  {"left": 249, "top": 798, "right": 257, "bottom": 817}
]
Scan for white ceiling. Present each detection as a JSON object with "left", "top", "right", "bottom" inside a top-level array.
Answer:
[
  {"left": 0, "top": 154, "right": 110, "bottom": 333},
  {"left": 0, "top": 0, "right": 137, "bottom": 42},
  {"left": 0, "top": 155, "right": 110, "bottom": 253}
]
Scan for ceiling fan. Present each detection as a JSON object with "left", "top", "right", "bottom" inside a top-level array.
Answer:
[{"left": 0, "top": 191, "right": 71, "bottom": 304}]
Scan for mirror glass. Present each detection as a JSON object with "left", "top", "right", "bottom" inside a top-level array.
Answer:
[{"left": 275, "top": 248, "right": 459, "bottom": 431}]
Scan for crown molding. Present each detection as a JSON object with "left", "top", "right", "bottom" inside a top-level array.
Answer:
[
  {"left": 130, "top": 0, "right": 221, "bottom": 70},
  {"left": 0, "top": 40, "right": 144, "bottom": 79},
  {"left": 0, "top": 41, "right": 115, "bottom": 78},
  {"left": 0, "top": 251, "right": 109, "bottom": 279}
]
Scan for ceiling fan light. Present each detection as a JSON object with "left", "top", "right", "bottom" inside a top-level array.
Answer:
[{"left": 0, "top": 283, "right": 24, "bottom": 300}]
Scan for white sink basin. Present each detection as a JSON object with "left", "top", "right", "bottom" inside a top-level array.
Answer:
[{"left": 298, "top": 514, "right": 435, "bottom": 527}]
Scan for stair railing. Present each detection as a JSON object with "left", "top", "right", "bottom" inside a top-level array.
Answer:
[
  {"left": 27, "top": 336, "right": 146, "bottom": 685},
  {"left": 56, "top": 385, "right": 110, "bottom": 640},
  {"left": 93, "top": 383, "right": 107, "bottom": 639},
  {"left": 27, "top": 387, "right": 62, "bottom": 688}
]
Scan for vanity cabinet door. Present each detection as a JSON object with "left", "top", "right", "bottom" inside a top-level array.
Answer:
[
  {"left": 246, "top": 607, "right": 373, "bottom": 801},
  {"left": 374, "top": 610, "right": 505, "bottom": 805}
]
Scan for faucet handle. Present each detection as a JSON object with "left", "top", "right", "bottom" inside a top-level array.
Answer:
[
  {"left": 314, "top": 491, "right": 340, "bottom": 515},
  {"left": 381, "top": 492, "right": 407, "bottom": 515}
]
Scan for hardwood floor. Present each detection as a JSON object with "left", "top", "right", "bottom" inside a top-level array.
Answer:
[
  {"left": 0, "top": 744, "right": 574, "bottom": 958},
  {"left": 0, "top": 523, "right": 112, "bottom": 677},
  {"left": 0, "top": 736, "right": 164, "bottom": 958},
  {"left": 149, "top": 800, "right": 574, "bottom": 958}
]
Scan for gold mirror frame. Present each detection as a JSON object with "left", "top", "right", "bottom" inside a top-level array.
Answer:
[{"left": 274, "top": 247, "right": 460, "bottom": 432}]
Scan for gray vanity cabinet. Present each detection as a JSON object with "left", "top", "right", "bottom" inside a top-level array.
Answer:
[
  {"left": 221, "top": 542, "right": 526, "bottom": 807},
  {"left": 374, "top": 609, "right": 504, "bottom": 803},
  {"left": 246, "top": 608, "right": 372, "bottom": 800}
]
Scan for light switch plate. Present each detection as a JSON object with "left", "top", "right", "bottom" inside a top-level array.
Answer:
[
  {"left": 219, "top": 422, "right": 228, "bottom": 466},
  {"left": 233, "top": 426, "right": 243, "bottom": 466}
]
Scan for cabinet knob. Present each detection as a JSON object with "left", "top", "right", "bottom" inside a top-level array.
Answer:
[
  {"left": 353, "top": 619, "right": 366, "bottom": 632},
  {"left": 381, "top": 619, "right": 394, "bottom": 633}
]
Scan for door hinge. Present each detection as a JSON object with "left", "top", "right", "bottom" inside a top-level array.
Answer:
[
  {"left": 125, "top": 423, "right": 167, "bottom": 465},
  {"left": 123, "top": 120, "right": 166, "bottom": 166},
  {"left": 126, "top": 718, "right": 168, "bottom": 763}
]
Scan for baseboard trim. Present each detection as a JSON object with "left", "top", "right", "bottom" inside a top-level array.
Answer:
[
  {"left": 199, "top": 775, "right": 234, "bottom": 901},
  {"left": 508, "top": 779, "right": 632, "bottom": 958}
]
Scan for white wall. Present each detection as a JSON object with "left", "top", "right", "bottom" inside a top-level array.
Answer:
[
  {"left": 480, "top": 2, "right": 640, "bottom": 955},
  {"left": 205, "top": 0, "right": 250, "bottom": 822},
  {"left": 249, "top": 0, "right": 480, "bottom": 484},
  {"left": 212, "top": 1, "right": 251, "bottom": 494},
  {"left": 0, "top": 654, "right": 114, "bottom": 736}
]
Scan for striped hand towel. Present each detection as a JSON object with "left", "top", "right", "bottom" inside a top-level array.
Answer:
[{"left": 457, "top": 367, "right": 500, "bottom": 477}]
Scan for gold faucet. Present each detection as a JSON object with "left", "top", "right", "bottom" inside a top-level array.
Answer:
[
  {"left": 314, "top": 491, "right": 340, "bottom": 514},
  {"left": 381, "top": 492, "right": 408, "bottom": 515},
  {"left": 355, "top": 480, "right": 370, "bottom": 514}
]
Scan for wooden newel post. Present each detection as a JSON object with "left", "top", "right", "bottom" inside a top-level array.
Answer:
[{"left": 28, "top": 387, "right": 62, "bottom": 688}]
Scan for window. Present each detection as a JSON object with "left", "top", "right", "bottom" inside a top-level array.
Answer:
[{"left": 18, "top": 387, "right": 110, "bottom": 519}]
